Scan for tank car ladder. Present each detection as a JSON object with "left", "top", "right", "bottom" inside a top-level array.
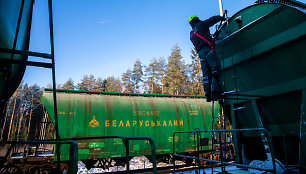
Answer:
[{"left": 210, "top": 100, "right": 230, "bottom": 174}]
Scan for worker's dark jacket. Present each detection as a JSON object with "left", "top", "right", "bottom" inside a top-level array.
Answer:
[{"left": 190, "top": 16, "right": 223, "bottom": 52}]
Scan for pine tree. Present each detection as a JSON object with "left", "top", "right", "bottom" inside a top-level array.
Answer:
[
  {"left": 93, "top": 77, "right": 105, "bottom": 91},
  {"left": 164, "top": 44, "right": 188, "bottom": 95},
  {"left": 131, "top": 59, "right": 143, "bottom": 93},
  {"left": 62, "top": 78, "right": 75, "bottom": 90},
  {"left": 144, "top": 57, "right": 166, "bottom": 94},
  {"left": 122, "top": 69, "right": 134, "bottom": 93},
  {"left": 78, "top": 74, "right": 96, "bottom": 91},
  {"left": 105, "top": 76, "right": 122, "bottom": 92},
  {"left": 188, "top": 48, "right": 205, "bottom": 95}
]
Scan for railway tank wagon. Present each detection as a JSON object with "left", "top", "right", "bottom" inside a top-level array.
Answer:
[
  {"left": 214, "top": 0, "right": 306, "bottom": 171},
  {"left": 0, "top": 0, "right": 34, "bottom": 122},
  {"left": 41, "top": 89, "right": 219, "bottom": 166}
]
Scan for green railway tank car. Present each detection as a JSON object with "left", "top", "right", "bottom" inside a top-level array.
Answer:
[
  {"left": 41, "top": 89, "right": 219, "bottom": 163},
  {"left": 214, "top": 0, "right": 306, "bottom": 170},
  {"left": 0, "top": 0, "right": 34, "bottom": 121}
]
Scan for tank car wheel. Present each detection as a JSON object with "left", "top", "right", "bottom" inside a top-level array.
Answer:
[{"left": 0, "top": 164, "right": 22, "bottom": 174}]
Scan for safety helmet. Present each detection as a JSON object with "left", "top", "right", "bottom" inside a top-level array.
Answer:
[{"left": 188, "top": 16, "right": 199, "bottom": 23}]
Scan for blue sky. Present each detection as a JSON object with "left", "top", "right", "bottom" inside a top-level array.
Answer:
[{"left": 23, "top": 0, "right": 301, "bottom": 87}]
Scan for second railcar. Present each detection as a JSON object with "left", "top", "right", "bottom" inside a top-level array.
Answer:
[{"left": 41, "top": 89, "right": 219, "bottom": 162}]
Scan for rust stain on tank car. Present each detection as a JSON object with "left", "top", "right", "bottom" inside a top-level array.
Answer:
[
  {"left": 104, "top": 95, "right": 113, "bottom": 134},
  {"left": 84, "top": 95, "right": 88, "bottom": 129},
  {"left": 171, "top": 99, "right": 181, "bottom": 121},
  {"left": 181, "top": 100, "right": 190, "bottom": 126},
  {"left": 132, "top": 96, "right": 139, "bottom": 137},
  {"left": 67, "top": 95, "right": 71, "bottom": 131},
  {"left": 195, "top": 99, "right": 206, "bottom": 127}
]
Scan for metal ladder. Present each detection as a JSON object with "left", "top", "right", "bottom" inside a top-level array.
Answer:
[{"left": 211, "top": 100, "right": 229, "bottom": 174}]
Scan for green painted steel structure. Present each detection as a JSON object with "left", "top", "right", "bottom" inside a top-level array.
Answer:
[
  {"left": 0, "top": 0, "right": 34, "bottom": 102},
  {"left": 42, "top": 89, "right": 219, "bottom": 161},
  {"left": 0, "top": 0, "right": 34, "bottom": 121},
  {"left": 215, "top": 1, "right": 306, "bottom": 171}
]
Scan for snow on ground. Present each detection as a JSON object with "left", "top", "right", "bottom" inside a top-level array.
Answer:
[
  {"left": 77, "top": 157, "right": 251, "bottom": 174},
  {"left": 179, "top": 166, "right": 249, "bottom": 174},
  {"left": 78, "top": 156, "right": 180, "bottom": 173}
]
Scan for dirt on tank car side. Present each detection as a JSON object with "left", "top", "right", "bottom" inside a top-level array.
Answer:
[{"left": 41, "top": 89, "right": 220, "bottom": 166}]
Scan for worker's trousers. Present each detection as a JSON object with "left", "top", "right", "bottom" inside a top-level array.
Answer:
[{"left": 198, "top": 47, "right": 222, "bottom": 98}]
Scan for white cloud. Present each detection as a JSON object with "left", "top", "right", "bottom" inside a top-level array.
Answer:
[{"left": 98, "top": 20, "right": 113, "bottom": 24}]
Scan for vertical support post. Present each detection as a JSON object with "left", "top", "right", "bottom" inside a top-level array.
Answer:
[
  {"left": 11, "top": 0, "right": 25, "bottom": 59},
  {"left": 299, "top": 89, "right": 306, "bottom": 173},
  {"left": 48, "top": 0, "right": 61, "bottom": 171},
  {"left": 147, "top": 138, "right": 157, "bottom": 174},
  {"left": 193, "top": 131, "right": 197, "bottom": 169},
  {"left": 250, "top": 100, "right": 272, "bottom": 160},
  {"left": 230, "top": 104, "right": 241, "bottom": 164},
  {"left": 196, "top": 130, "right": 200, "bottom": 172},
  {"left": 173, "top": 133, "right": 176, "bottom": 174},
  {"left": 219, "top": 130, "right": 224, "bottom": 172},
  {"left": 218, "top": 0, "right": 224, "bottom": 17},
  {"left": 211, "top": 101, "right": 215, "bottom": 174},
  {"left": 123, "top": 139, "right": 130, "bottom": 174},
  {"left": 68, "top": 142, "right": 78, "bottom": 174}
]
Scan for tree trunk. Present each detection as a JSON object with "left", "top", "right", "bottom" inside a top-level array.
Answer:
[
  {"left": 7, "top": 97, "right": 17, "bottom": 140},
  {"left": 16, "top": 99, "right": 26, "bottom": 140},
  {"left": 26, "top": 99, "right": 33, "bottom": 140},
  {"left": 161, "top": 77, "right": 164, "bottom": 94}
]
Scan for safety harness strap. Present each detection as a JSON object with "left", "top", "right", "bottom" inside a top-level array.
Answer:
[{"left": 192, "top": 31, "right": 215, "bottom": 51}]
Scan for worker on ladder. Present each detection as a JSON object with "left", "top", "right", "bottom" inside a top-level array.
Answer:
[{"left": 188, "top": 15, "right": 225, "bottom": 102}]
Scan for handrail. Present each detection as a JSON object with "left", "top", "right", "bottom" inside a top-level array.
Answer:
[
  {"left": 172, "top": 128, "right": 276, "bottom": 173},
  {"left": 57, "top": 136, "right": 157, "bottom": 174},
  {"left": 1, "top": 136, "right": 157, "bottom": 174},
  {"left": 0, "top": 140, "right": 78, "bottom": 174}
]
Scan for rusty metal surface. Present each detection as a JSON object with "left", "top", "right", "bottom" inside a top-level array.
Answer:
[{"left": 41, "top": 90, "right": 219, "bottom": 161}]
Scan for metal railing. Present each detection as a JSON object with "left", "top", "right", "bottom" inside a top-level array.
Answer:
[
  {"left": 1, "top": 136, "right": 157, "bottom": 174},
  {"left": 172, "top": 128, "right": 276, "bottom": 173},
  {"left": 60, "top": 136, "right": 157, "bottom": 174},
  {"left": 0, "top": 140, "right": 78, "bottom": 174}
]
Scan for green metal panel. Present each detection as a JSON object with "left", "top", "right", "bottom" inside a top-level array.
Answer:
[
  {"left": 41, "top": 89, "right": 219, "bottom": 161},
  {"left": 300, "top": 89, "right": 306, "bottom": 172},
  {"left": 0, "top": 0, "right": 34, "bottom": 101},
  {"left": 216, "top": 4, "right": 306, "bottom": 98},
  {"left": 215, "top": 2, "right": 306, "bottom": 168}
]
